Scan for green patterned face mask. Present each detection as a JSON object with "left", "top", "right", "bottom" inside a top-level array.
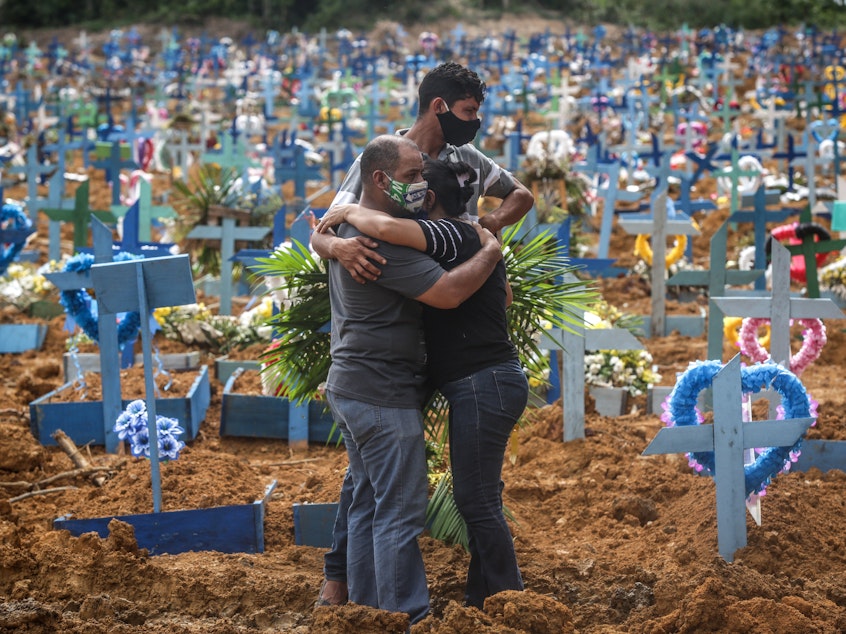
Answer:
[{"left": 384, "top": 175, "right": 428, "bottom": 214}]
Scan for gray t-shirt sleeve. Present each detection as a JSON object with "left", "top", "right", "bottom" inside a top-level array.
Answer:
[
  {"left": 374, "top": 239, "right": 445, "bottom": 298},
  {"left": 329, "top": 155, "right": 363, "bottom": 207},
  {"left": 337, "top": 223, "right": 444, "bottom": 298}
]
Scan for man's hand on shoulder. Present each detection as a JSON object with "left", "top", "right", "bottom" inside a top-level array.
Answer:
[
  {"left": 327, "top": 234, "right": 386, "bottom": 284},
  {"left": 473, "top": 223, "right": 503, "bottom": 260}
]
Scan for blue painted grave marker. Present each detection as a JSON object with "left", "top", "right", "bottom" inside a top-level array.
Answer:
[
  {"left": 642, "top": 355, "right": 814, "bottom": 562},
  {"left": 89, "top": 253, "right": 195, "bottom": 512},
  {"left": 187, "top": 205, "right": 270, "bottom": 315}
]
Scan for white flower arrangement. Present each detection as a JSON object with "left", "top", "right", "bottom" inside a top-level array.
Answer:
[
  {"left": 584, "top": 349, "right": 660, "bottom": 397},
  {"left": 820, "top": 257, "right": 846, "bottom": 301},
  {"left": 153, "top": 301, "right": 273, "bottom": 354},
  {"left": 0, "top": 261, "right": 59, "bottom": 311},
  {"left": 584, "top": 301, "right": 661, "bottom": 396}
]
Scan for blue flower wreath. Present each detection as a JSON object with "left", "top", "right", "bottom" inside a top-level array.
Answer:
[
  {"left": 0, "top": 201, "right": 33, "bottom": 276},
  {"left": 660, "top": 360, "right": 814, "bottom": 498},
  {"left": 60, "top": 252, "right": 144, "bottom": 348}
]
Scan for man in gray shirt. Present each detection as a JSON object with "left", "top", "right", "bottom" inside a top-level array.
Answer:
[{"left": 324, "top": 134, "right": 502, "bottom": 624}]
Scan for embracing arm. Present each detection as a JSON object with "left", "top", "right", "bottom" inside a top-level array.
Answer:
[
  {"left": 416, "top": 224, "right": 502, "bottom": 309},
  {"left": 315, "top": 204, "right": 427, "bottom": 251},
  {"left": 310, "top": 226, "right": 386, "bottom": 284}
]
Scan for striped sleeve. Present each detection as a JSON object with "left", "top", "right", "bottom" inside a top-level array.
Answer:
[{"left": 416, "top": 219, "right": 464, "bottom": 265}]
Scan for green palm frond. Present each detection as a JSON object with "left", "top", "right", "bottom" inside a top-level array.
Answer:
[
  {"left": 503, "top": 219, "right": 601, "bottom": 382},
  {"left": 426, "top": 471, "right": 469, "bottom": 549},
  {"left": 251, "top": 240, "right": 331, "bottom": 403},
  {"left": 170, "top": 164, "right": 245, "bottom": 276},
  {"left": 422, "top": 391, "right": 450, "bottom": 458}
]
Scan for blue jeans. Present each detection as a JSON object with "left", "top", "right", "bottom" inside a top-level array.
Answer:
[
  {"left": 325, "top": 390, "right": 430, "bottom": 624},
  {"left": 323, "top": 468, "right": 351, "bottom": 583},
  {"left": 441, "top": 359, "right": 529, "bottom": 609}
]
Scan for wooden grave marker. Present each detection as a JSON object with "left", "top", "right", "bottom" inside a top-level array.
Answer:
[
  {"left": 42, "top": 180, "right": 115, "bottom": 251},
  {"left": 542, "top": 295, "right": 645, "bottom": 441},
  {"left": 89, "top": 253, "right": 195, "bottom": 512},
  {"left": 712, "top": 240, "right": 846, "bottom": 472},
  {"left": 111, "top": 179, "right": 177, "bottom": 243},
  {"left": 41, "top": 218, "right": 124, "bottom": 451},
  {"left": 667, "top": 220, "right": 765, "bottom": 360},
  {"left": 187, "top": 205, "right": 270, "bottom": 315},
  {"left": 617, "top": 192, "right": 701, "bottom": 337},
  {"left": 642, "top": 355, "right": 814, "bottom": 562},
  {"left": 91, "top": 141, "right": 139, "bottom": 207},
  {"left": 728, "top": 185, "right": 799, "bottom": 290}
]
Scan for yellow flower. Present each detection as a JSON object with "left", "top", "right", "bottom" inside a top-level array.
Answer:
[{"left": 153, "top": 306, "right": 174, "bottom": 325}]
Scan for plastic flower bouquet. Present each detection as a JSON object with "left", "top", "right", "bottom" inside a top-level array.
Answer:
[
  {"left": 114, "top": 399, "right": 185, "bottom": 460},
  {"left": 0, "top": 262, "right": 58, "bottom": 311},
  {"left": 584, "top": 301, "right": 661, "bottom": 396},
  {"left": 584, "top": 349, "right": 660, "bottom": 397},
  {"left": 153, "top": 302, "right": 272, "bottom": 354},
  {"left": 820, "top": 257, "right": 846, "bottom": 301}
]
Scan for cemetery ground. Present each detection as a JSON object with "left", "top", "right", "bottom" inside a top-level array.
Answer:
[
  {"left": 2, "top": 177, "right": 846, "bottom": 632},
  {"left": 1, "top": 14, "right": 846, "bottom": 634},
  {"left": 2, "top": 284, "right": 846, "bottom": 633}
]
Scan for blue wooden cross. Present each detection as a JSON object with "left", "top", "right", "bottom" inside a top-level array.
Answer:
[
  {"left": 187, "top": 205, "right": 271, "bottom": 315},
  {"left": 618, "top": 192, "right": 700, "bottom": 337},
  {"left": 271, "top": 132, "right": 325, "bottom": 200},
  {"left": 582, "top": 161, "right": 642, "bottom": 259},
  {"left": 8, "top": 144, "right": 55, "bottom": 222},
  {"left": 201, "top": 130, "right": 255, "bottom": 182},
  {"left": 771, "top": 133, "right": 806, "bottom": 192},
  {"left": 89, "top": 252, "right": 195, "bottom": 512},
  {"left": 92, "top": 141, "right": 139, "bottom": 207},
  {"left": 642, "top": 354, "right": 814, "bottom": 562},
  {"left": 728, "top": 185, "right": 800, "bottom": 290},
  {"left": 109, "top": 199, "right": 176, "bottom": 258},
  {"left": 713, "top": 240, "right": 845, "bottom": 367},
  {"left": 668, "top": 220, "right": 765, "bottom": 359},
  {"left": 541, "top": 296, "right": 644, "bottom": 440},
  {"left": 111, "top": 179, "right": 176, "bottom": 242},
  {"left": 44, "top": 218, "right": 126, "bottom": 452}
]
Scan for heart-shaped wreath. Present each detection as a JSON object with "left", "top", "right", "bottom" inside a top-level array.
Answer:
[
  {"left": 660, "top": 360, "right": 816, "bottom": 498},
  {"left": 0, "top": 201, "right": 32, "bottom": 277},
  {"left": 60, "top": 252, "right": 143, "bottom": 348},
  {"left": 738, "top": 317, "right": 826, "bottom": 377}
]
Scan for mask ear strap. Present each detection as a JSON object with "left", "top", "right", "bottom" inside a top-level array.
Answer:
[{"left": 373, "top": 169, "right": 389, "bottom": 190}]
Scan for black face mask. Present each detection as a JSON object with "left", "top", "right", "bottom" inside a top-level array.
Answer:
[{"left": 436, "top": 109, "right": 481, "bottom": 147}]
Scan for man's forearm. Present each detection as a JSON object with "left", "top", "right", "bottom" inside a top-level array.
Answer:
[
  {"left": 310, "top": 229, "right": 336, "bottom": 259},
  {"left": 481, "top": 186, "right": 534, "bottom": 234}
]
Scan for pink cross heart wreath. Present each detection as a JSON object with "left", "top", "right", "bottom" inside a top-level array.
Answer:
[{"left": 738, "top": 318, "right": 826, "bottom": 376}]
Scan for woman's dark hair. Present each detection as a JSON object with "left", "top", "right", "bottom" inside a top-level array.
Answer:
[{"left": 423, "top": 159, "right": 477, "bottom": 218}]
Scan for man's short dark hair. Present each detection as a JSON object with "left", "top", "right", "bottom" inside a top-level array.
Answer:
[
  {"left": 417, "top": 62, "right": 486, "bottom": 116},
  {"left": 360, "top": 135, "right": 417, "bottom": 185}
]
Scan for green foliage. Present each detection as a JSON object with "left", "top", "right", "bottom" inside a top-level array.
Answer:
[
  {"left": 7, "top": 0, "right": 846, "bottom": 34},
  {"left": 503, "top": 219, "right": 600, "bottom": 382},
  {"left": 170, "top": 163, "right": 280, "bottom": 277},
  {"left": 252, "top": 240, "right": 331, "bottom": 403}
]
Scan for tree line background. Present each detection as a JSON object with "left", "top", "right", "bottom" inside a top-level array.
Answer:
[{"left": 1, "top": 0, "right": 845, "bottom": 36}]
